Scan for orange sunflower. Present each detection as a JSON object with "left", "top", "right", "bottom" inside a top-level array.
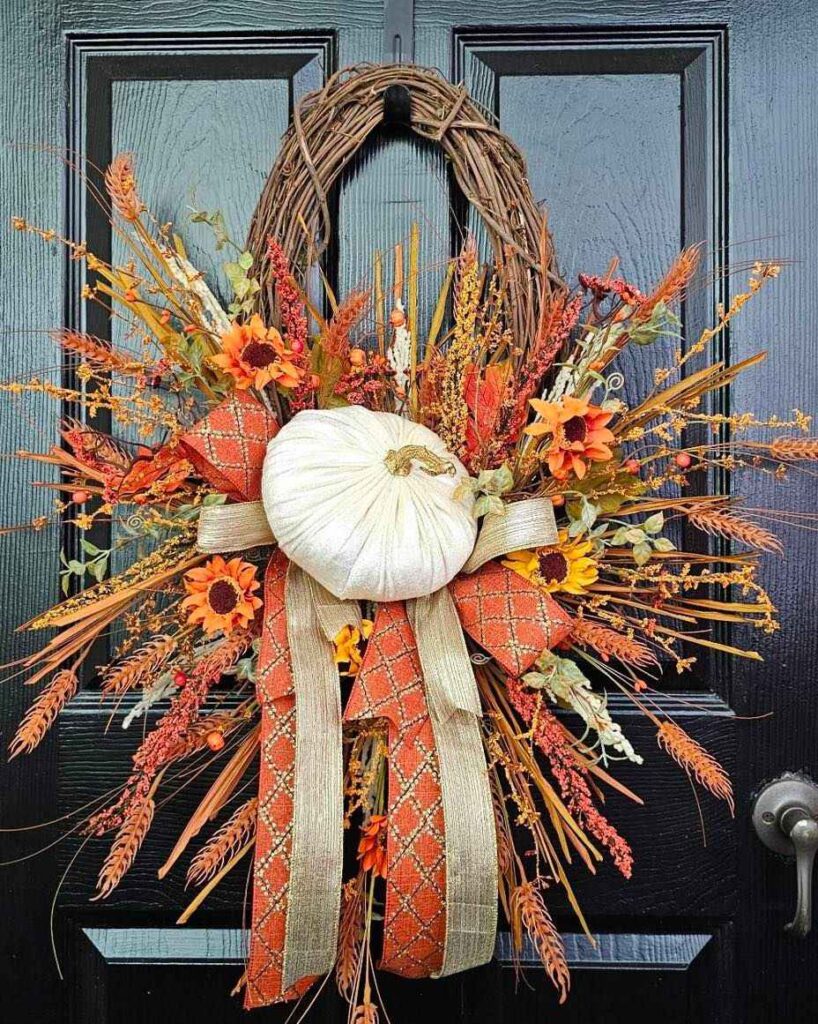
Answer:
[
  {"left": 182, "top": 555, "right": 263, "bottom": 635},
  {"left": 212, "top": 314, "right": 303, "bottom": 390},
  {"left": 525, "top": 395, "right": 615, "bottom": 480}
]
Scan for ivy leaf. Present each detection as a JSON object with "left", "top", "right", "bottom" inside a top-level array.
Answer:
[
  {"left": 633, "top": 541, "right": 653, "bottom": 565},
  {"left": 643, "top": 512, "right": 664, "bottom": 534},
  {"left": 653, "top": 537, "right": 676, "bottom": 552},
  {"left": 237, "top": 250, "right": 254, "bottom": 271},
  {"left": 625, "top": 528, "right": 646, "bottom": 544},
  {"left": 611, "top": 526, "right": 630, "bottom": 546}
]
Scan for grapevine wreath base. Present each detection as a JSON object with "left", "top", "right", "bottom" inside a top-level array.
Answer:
[{"left": 4, "top": 63, "right": 815, "bottom": 1018}]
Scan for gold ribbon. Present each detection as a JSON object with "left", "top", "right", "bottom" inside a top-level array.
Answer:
[
  {"left": 462, "top": 496, "right": 558, "bottom": 574},
  {"left": 409, "top": 590, "right": 498, "bottom": 976},
  {"left": 281, "top": 564, "right": 358, "bottom": 990},
  {"left": 198, "top": 500, "right": 274, "bottom": 553}
]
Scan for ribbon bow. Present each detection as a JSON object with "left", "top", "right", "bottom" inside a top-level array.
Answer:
[{"left": 181, "top": 393, "right": 572, "bottom": 1008}]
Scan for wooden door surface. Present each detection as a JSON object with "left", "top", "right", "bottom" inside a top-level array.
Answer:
[{"left": 1, "top": 2, "right": 816, "bottom": 1022}]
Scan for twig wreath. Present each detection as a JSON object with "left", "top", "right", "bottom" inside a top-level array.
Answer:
[{"left": 4, "top": 62, "right": 815, "bottom": 1019}]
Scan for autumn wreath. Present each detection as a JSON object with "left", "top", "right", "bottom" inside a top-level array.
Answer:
[{"left": 4, "top": 64, "right": 813, "bottom": 1017}]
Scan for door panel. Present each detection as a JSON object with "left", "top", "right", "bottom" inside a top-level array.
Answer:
[{"left": 2, "top": 2, "right": 817, "bottom": 1022}]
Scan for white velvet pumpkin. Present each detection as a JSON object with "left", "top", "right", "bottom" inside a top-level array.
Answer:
[{"left": 261, "top": 406, "right": 476, "bottom": 601}]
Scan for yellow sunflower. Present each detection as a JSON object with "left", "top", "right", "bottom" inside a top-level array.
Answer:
[
  {"left": 182, "top": 555, "right": 263, "bottom": 635},
  {"left": 502, "top": 530, "right": 599, "bottom": 596}
]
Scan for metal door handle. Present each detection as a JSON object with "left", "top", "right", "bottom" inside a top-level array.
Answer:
[{"left": 752, "top": 772, "right": 818, "bottom": 937}]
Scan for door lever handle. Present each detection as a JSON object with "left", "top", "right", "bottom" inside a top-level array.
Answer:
[{"left": 753, "top": 772, "right": 818, "bottom": 938}]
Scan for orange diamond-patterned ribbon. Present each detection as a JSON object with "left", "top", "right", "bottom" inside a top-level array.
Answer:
[{"left": 345, "top": 603, "right": 446, "bottom": 976}]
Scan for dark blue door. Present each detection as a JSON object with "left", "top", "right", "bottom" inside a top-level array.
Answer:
[{"left": 1, "top": 2, "right": 816, "bottom": 1022}]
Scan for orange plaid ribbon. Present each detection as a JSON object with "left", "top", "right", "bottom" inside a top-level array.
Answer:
[{"left": 182, "top": 394, "right": 572, "bottom": 1006}]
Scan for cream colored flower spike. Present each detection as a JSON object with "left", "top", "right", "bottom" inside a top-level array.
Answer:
[{"left": 262, "top": 406, "right": 476, "bottom": 602}]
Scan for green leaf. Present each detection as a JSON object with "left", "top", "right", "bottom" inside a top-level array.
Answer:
[
  {"left": 625, "top": 528, "right": 646, "bottom": 544},
  {"left": 633, "top": 541, "right": 653, "bottom": 565},
  {"left": 238, "top": 250, "right": 254, "bottom": 271},
  {"left": 653, "top": 537, "right": 676, "bottom": 552},
  {"left": 611, "top": 527, "right": 630, "bottom": 546},
  {"left": 643, "top": 512, "right": 664, "bottom": 534},
  {"left": 80, "top": 538, "right": 102, "bottom": 556},
  {"left": 201, "top": 492, "right": 229, "bottom": 507},
  {"left": 89, "top": 559, "right": 108, "bottom": 582},
  {"left": 567, "top": 518, "right": 586, "bottom": 538},
  {"left": 61, "top": 573, "right": 71, "bottom": 595}
]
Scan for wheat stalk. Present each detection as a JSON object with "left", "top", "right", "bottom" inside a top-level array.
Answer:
[
  {"left": 770, "top": 437, "right": 818, "bottom": 461},
  {"left": 511, "top": 881, "right": 570, "bottom": 1003},
  {"left": 336, "top": 876, "right": 365, "bottom": 1001},
  {"left": 489, "top": 766, "right": 514, "bottom": 876},
  {"left": 104, "top": 152, "right": 144, "bottom": 221},
  {"left": 54, "top": 329, "right": 144, "bottom": 374},
  {"left": 572, "top": 619, "right": 658, "bottom": 667},
  {"left": 657, "top": 721, "right": 734, "bottom": 813},
  {"left": 352, "top": 1001, "right": 379, "bottom": 1024},
  {"left": 683, "top": 503, "right": 782, "bottom": 553},
  {"left": 101, "top": 633, "right": 178, "bottom": 694},
  {"left": 187, "top": 797, "right": 258, "bottom": 887},
  {"left": 321, "top": 290, "right": 369, "bottom": 358},
  {"left": 9, "top": 670, "right": 78, "bottom": 758},
  {"left": 94, "top": 793, "right": 155, "bottom": 900}
]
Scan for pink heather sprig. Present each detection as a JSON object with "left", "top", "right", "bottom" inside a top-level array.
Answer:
[
  {"left": 506, "top": 676, "right": 633, "bottom": 878},
  {"left": 265, "top": 236, "right": 308, "bottom": 351},
  {"left": 86, "top": 633, "right": 249, "bottom": 835}
]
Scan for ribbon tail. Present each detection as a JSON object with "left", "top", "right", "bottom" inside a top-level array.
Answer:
[
  {"left": 411, "top": 588, "right": 498, "bottom": 976},
  {"left": 245, "top": 554, "right": 347, "bottom": 1007},
  {"left": 280, "top": 564, "right": 346, "bottom": 990},
  {"left": 345, "top": 603, "right": 447, "bottom": 978}
]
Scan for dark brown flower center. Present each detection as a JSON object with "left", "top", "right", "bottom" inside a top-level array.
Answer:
[
  {"left": 241, "top": 340, "right": 278, "bottom": 369},
  {"left": 208, "top": 578, "right": 240, "bottom": 614},
  {"left": 538, "top": 551, "right": 569, "bottom": 585},
  {"left": 562, "top": 415, "right": 588, "bottom": 443}
]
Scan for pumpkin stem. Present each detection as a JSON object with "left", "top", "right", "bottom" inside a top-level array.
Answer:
[{"left": 384, "top": 445, "right": 455, "bottom": 478}]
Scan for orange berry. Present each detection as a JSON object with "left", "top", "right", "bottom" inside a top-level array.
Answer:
[
  {"left": 172, "top": 670, "right": 188, "bottom": 687},
  {"left": 589, "top": 359, "right": 605, "bottom": 371},
  {"left": 624, "top": 459, "right": 640, "bottom": 475},
  {"left": 309, "top": 373, "right": 320, "bottom": 389},
  {"left": 159, "top": 310, "right": 171, "bottom": 324},
  {"left": 183, "top": 324, "right": 197, "bottom": 335},
  {"left": 674, "top": 452, "right": 693, "bottom": 469},
  {"left": 206, "top": 730, "right": 225, "bottom": 752},
  {"left": 71, "top": 489, "right": 91, "bottom": 504},
  {"left": 123, "top": 289, "right": 138, "bottom": 302},
  {"left": 389, "top": 308, "right": 406, "bottom": 327},
  {"left": 349, "top": 347, "right": 366, "bottom": 367},
  {"left": 550, "top": 494, "right": 565, "bottom": 507},
  {"left": 290, "top": 338, "right": 305, "bottom": 355}
]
